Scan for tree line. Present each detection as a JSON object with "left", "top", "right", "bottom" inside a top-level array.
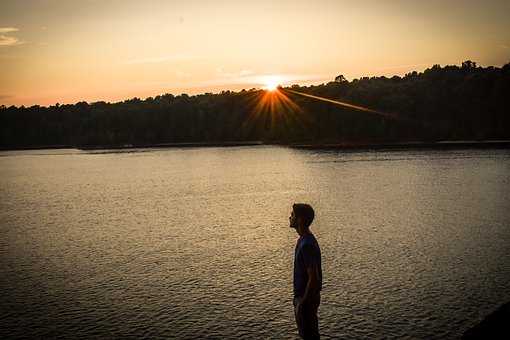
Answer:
[{"left": 1, "top": 61, "right": 509, "bottom": 149}]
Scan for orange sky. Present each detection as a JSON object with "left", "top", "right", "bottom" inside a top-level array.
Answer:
[{"left": 1, "top": 0, "right": 509, "bottom": 107}]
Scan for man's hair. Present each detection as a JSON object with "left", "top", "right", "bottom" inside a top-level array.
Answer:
[{"left": 293, "top": 203, "right": 315, "bottom": 229}]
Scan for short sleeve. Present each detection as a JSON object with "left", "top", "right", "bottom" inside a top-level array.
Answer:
[{"left": 301, "top": 243, "right": 319, "bottom": 269}]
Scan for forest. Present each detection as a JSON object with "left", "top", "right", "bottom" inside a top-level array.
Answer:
[{"left": 1, "top": 61, "right": 509, "bottom": 149}]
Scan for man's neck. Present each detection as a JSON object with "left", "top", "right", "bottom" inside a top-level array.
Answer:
[{"left": 297, "top": 226, "right": 312, "bottom": 237}]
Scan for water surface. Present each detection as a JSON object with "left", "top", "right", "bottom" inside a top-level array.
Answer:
[{"left": 1, "top": 146, "right": 510, "bottom": 339}]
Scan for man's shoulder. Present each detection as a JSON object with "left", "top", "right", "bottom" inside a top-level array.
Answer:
[
  {"left": 303, "top": 232, "right": 318, "bottom": 244},
  {"left": 298, "top": 233, "right": 320, "bottom": 249}
]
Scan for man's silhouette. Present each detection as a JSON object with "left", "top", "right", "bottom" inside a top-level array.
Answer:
[{"left": 289, "top": 203, "right": 322, "bottom": 340}]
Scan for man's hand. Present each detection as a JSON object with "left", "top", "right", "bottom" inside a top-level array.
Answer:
[{"left": 294, "top": 296, "right": 304, "bottom": 315}]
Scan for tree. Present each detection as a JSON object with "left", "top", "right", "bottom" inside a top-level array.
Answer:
[
  {"left": 335, "top": 74, "right": 347, "bottom": 82},
  {"left": 1, "top": 61, "right": 509, "bottom": 149},
  {"left": 462, "top": 60, "right": 477, "bottom": 69}
]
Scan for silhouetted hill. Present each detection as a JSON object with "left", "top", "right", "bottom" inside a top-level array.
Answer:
[{"left": 1, "top": 61, "right": 509, "bottom": 149}]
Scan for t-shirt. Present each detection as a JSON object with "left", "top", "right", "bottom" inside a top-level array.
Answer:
[{"left": 293, "top": 232, "right": 322, "bottom": 297}]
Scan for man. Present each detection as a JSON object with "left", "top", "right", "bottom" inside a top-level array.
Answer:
[{"left": 289, "top": 203, "right": 322, "bottom": 340}]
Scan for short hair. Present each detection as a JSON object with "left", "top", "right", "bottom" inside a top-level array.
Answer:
[{"left": 293, "top": 203, "right": 315, "bottom": 229}]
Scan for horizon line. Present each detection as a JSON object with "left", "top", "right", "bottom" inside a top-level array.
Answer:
[{"left": 2, "top": 60, "right": 507, "bottom": 109}]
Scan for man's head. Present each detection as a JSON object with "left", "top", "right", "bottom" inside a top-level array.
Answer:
[{"left": 289, "top": 203, "right": 315, "bottom": 231}]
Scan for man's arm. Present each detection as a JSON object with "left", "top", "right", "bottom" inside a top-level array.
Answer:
[
  {"left": 299, "top": 243, "right": 320, "bottom": 305},
  {"left": 301, "top": 263, "right": 320, "bottom": 304}
]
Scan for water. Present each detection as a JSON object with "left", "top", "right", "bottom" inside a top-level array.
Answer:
[{"left": 1, "top": 146, "right": 510, "bottom": 339}]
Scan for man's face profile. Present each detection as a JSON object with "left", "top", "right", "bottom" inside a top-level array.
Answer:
[{"left": 289, "top": 210, "right": 297, "bottom": 229}]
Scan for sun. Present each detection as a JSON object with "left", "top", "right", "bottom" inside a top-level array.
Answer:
[
  {"left": 264, "top": 80, "right": 279, "bottom": 91},
  {"left": 262, "top": 76, "right": 282, "bottom": 91}
]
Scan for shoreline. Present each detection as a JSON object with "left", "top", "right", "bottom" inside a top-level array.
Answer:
[
  {"left": 289, "top": 140, "right": 510, "bottom": 151},
  {"left": 1, "top": 140, "right": 510, "bottom": 152},
  {"left": 0, "top": 141, "right": 264, "bottom": 151}
]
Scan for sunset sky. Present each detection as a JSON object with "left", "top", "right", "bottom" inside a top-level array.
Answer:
[{"left": 1, "top": 0, "right": 509, "bottom": 107}]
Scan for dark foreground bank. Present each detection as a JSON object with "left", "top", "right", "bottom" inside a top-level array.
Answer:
[{"left": 462, "top": 302, "right": 510, "bottom": 339}]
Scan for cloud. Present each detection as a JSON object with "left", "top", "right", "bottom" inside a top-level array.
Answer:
[
  {"left": 0, "top": 27, "right": 23, "bottom": 47},
  {"left": 125, "top": 54, "right": 201, "bottom": 65},
  {"left": 216, "top": 68, "right": 255, "bottom": 78},
  {"left": 0, "top": 27, "right": 18, "bottom": 33},
  {"left": 0, "top": 36, "right": 20, "bottom": 46},
  {"left": 174, "top": 70, "right": 190, "bottom": 78},
  {"left": 239, "top": 69, "right": 254, "bottom": 77},
  {"left": 501, "top": 44, "right": 509, "bottom": 50},
  {"left": 0, "top": 94, "right": 13, "bottom": 102}
]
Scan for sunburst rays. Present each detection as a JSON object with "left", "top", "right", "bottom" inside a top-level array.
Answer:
[
  {"left": 243, "top": 87, "right": 308, "bottom": 134},
  {"left": 242, "top": 85, "right": 414, "bottom": 137}
]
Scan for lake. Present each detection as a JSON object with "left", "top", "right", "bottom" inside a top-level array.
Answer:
[{"left": 1, "top": 146, "right": 510, "bottom": 339}]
